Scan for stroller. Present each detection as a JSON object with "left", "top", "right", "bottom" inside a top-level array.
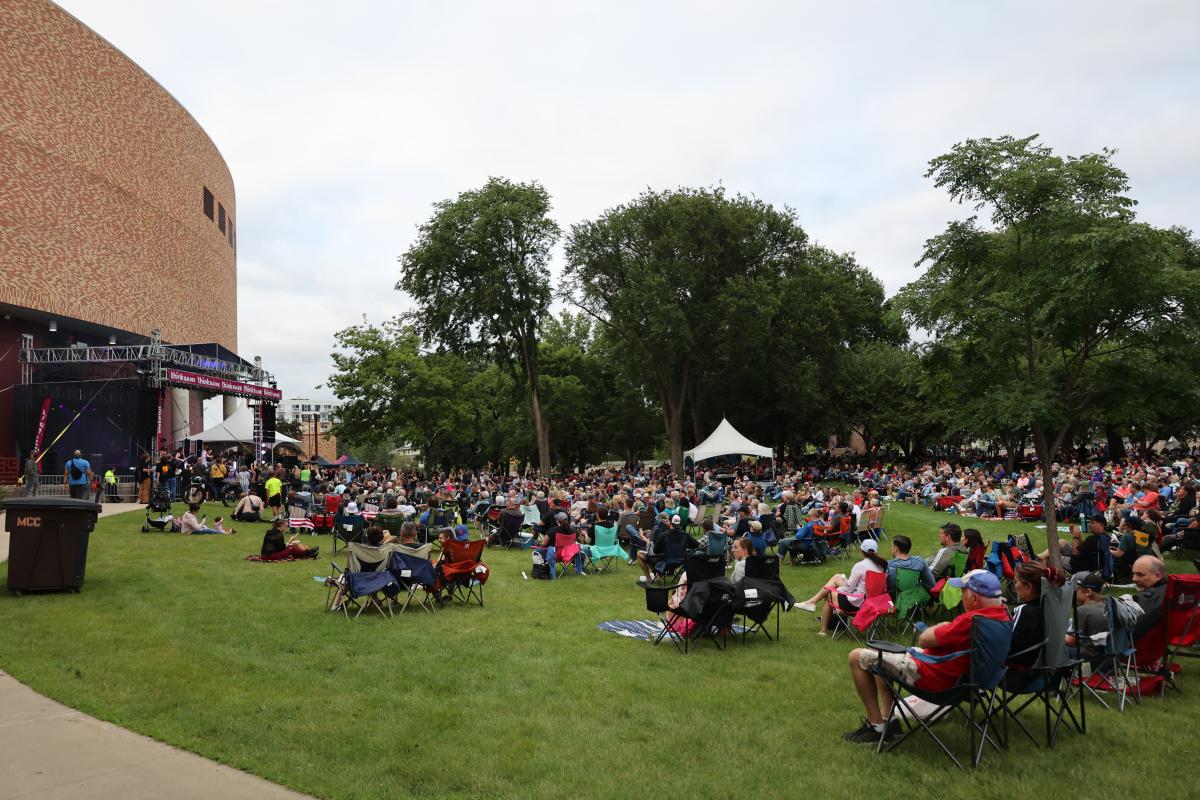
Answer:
[{"left": 142, "top": 487, "right": 179, "bottom": 532}]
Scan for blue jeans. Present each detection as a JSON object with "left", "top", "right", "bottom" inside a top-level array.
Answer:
[
  {"left": 166, "top": 477, "right": 177, "bottom": 499},
  {"left": 536, "top": 546, "right": 585, "bottom": 576},
  {"left": 190, "top": 527, "right": 223, "bottom": 535},
  {"left": 624, "top": 525, "right": 646, "bottom": 555}
]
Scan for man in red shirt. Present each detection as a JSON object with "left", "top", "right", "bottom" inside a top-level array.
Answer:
[{"left": 843, "top": 569, "right": 1009, "bottom": 743}]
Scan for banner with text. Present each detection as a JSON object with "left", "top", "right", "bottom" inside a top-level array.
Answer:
[{"left": 165, "top": 369, "right": 282, "bottom": 402}]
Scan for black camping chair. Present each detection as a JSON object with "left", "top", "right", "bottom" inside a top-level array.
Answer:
[
  {"left": 868, "top": 615, "right": 1013, "bottom": 769},
  {"left": 998, "top": 579, "right": 1085, "bottom": 748},
  {"left": 737, "top": 555, "right": 793, "bottom": 643},
  {"left": 649, "top": 530, "right": 692, "bottom": 585},
  {"left": 642, "top": 571, "right": 736, "bottom": 654},
  {"left": 332, "top": 513, "right": 365, "bottom": 555}
]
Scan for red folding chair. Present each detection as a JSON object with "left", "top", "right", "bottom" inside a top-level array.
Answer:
[
  {"left": 1153, "top": 573, "right": 1200, "bottom": 694},
  {"left": 554, "top": 531, "right": 583, "bottom": 577},
  {"left": 437, "top": 539, "right": 489, "bottom": 606}
]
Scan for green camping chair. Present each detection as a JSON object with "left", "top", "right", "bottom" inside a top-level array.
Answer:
[
  {"left": 584, "top": 524, "right": 627, "bottom": 573},
  {"left": 939, "top": 551, "right": 970, "bottom": 613},
  {"left": 894, "top": 567, "right": 931, "bottom": 642}
]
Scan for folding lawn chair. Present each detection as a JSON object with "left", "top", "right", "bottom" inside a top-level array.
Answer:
[
  {"left": 649, "top": 530, "right": 691, "bottom": 585},
  {"left": 705, "top": 530, "right": 730, "bottom": 561},
  {"left": 928, "top": 551, "right": 969, "bottom": 621},
  {"left": 437, "top": 538, "right": 488, "bottom": 606},
  {"left": 830, "top": 570, "right": 891, "bottom": 644},
  {"left": 584, "top": 524, "right": 627, "bottom": 573},
  {"left": 498, "top": 511, "right": 526, "bottom": 548},
  {"left": 737, "top": 554, "right": 793, "bottom": 643},
  {"left": 388, "top": 549, "right": 438, "bottom": 613},
  {"left": 332, "top": 513, "right": 365, "bottom": 555},
  {"left": 868, "top": 614, "right": 1013, "bottom": 769},
  {"left": 642, "top": 557, "right": 735, "bottom": 654},
  {"left": 326, "top": 562, "right": 400, "bottom": 618},
  {"left": 346, "top": 541, "right": 394, "bottom": 573},
  {"left": 553, "top": 531, "right": 585, "bottom": 577},
  {"left": 1078, "top": 595, "right": 1139, "bottom": 711},
  {"left": 1000, "top": 579, "right": 1085, "bottom": 748},
  {"left": 892, "top": 567, "right": 931, "bottom": 642},
  {"left": 375, "top": 512, "right": 406, "bottom": 541},
  {"left": 1157, "top": 573, "right": 1200, "bottom": 693},
  {"left": 687, "top": 505, "right": 708, "bottom": 537}
]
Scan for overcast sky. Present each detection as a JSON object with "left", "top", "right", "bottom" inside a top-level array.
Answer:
[{"left": 58, "top": 0, "right": 1200, "bottom": 422}]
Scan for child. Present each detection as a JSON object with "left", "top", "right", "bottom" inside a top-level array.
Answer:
[{"left": 211, "top": 516, "right": 236, "bottom": 535}]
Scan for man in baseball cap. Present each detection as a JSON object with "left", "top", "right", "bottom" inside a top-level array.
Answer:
[{"left": 843, "top": 567, "right": 1008, "bottom": 744}]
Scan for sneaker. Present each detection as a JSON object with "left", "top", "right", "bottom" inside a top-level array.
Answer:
[
  {"left": 797, "top": 601, "right": 817, "bottom": 612},
  {"left": 842, "top": 719, "right": 878, "bottom": 743}
]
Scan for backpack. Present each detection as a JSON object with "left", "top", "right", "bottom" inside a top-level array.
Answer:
[{"left": 69, "top": 459, "right": 84, "bottom": 480}]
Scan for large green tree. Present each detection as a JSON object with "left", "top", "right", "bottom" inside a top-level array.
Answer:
[
  {"left": 564, "top": 186, "right": 808, "bottom": 475},
  {"left": 327, "top": 319, "right": 494, "bottom": 470},
  {"left": 398, "top": 177, "right": 560, "bottom": 475},
  {"left": 899, "top": 135, "right": 1198, "bottom": 564}
]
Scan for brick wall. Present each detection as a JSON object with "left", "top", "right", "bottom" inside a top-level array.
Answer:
[{"left": 0, "top": 0, "right": 237, "bottom": 351}]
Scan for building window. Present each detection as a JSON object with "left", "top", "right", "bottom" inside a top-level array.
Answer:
[
  {"left": 203, "top": 187, "right": 214, "bottom": 219},
  {"left": 227, "top": 219, "right": 234, "bottom": 247},
  {"left": 217, "top": 204, "right": 226, "bottom": 234}
]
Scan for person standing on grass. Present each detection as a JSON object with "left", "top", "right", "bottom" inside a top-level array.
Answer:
[
  {"left": 264, "top": 471, "right": 283, "bottom": 519},
  {"left": 136, "top": 453, "right": 152, "bottom": 504},
  {"left": 63, "top": 449, "right": 94, "bottom": 500}
]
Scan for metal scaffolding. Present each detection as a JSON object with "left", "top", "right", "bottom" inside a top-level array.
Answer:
[{"left": 19, "top": 329, "right": 274, "bottom": 388}]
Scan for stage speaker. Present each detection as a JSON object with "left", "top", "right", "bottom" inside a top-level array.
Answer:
[{"left": 261, "top": 405, "right": 276, "bottom": 443}]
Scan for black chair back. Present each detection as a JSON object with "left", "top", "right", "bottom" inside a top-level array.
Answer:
[
  {"left": 685, "top": 554, "right": 726, "bottom": 582},
  {"left": 745, "top": 554, "right": 780, "bottom": 580}
]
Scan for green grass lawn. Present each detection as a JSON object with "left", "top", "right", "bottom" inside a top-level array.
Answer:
[{"left": 1, "top": 498, "right": 1197, "bottom": 799}]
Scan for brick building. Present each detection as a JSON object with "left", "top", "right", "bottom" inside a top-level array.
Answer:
[{"left": 0, "top": 0, "right": 273, "bottom": 482}]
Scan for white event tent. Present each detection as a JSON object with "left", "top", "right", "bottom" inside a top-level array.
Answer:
[
  {"left": 684, "top": 417, "right": 772, "bottom": 462},
  {"left": 185, "top": 404, "right": 299, "bottom": 445}
]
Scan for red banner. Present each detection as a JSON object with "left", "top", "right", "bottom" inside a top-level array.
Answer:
[
  {"left": 32, "top": 396, "right": 51, "bottom": 461},
  {"left": 164, "top": 368, "right": 282, "bottom": 402}
]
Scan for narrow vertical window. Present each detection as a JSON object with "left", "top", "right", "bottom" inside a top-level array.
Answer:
[
  {"left": 202, "top": 187, "right": 214, "bottom": 219},
  {"left": 217, "top": 204, "right": 226, "bottom": 234}
]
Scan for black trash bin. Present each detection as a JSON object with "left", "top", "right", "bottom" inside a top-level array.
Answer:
[{"left": 2, "top": 496, "right": 101, "bottom": 594}]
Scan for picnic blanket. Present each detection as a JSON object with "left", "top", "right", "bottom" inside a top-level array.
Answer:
[
  {"left": 244, "top": 553, "right": 301, "bottom": 563},
  {"left": 597, "top": 619, "right": 751, "bottom": 641}
]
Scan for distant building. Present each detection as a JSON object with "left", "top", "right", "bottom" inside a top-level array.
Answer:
[{"left": 280, "top": 398, "right": 341, "bottom": 462}]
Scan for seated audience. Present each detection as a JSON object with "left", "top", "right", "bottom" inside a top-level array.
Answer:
[
  {"left": 1008, "top": 562, "right": 1063, "bottom": 668},
  {"left": 1065, "top": 572, "right": 1109, "bottom": 667},
  {"left": 180, "top": 503, "right": 230, "bottom": 535},
  {"left": 887, "top": 535, "right": 935, "bottom": 592},
  {"left": 796, "top": 539, "right": 889, "bottom": 636},
  {"left": 1131, "top": 555, "right": 1168, "bottom": 640},
  {"left": 232, "top": 490, "right": 264, "bottom": 522},
  {"left": 261, "top": 517, "right": 318, "bottom": 560}
]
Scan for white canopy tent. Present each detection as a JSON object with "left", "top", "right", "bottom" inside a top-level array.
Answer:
[
  {"left": 684, "top": 417, "right": 772, "bottom": 462},
  {"left": 185, "top": 404, "right": 299, "bottom": 445}
]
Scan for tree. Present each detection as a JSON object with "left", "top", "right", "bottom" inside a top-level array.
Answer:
[
  {"left": 899, "top": 135, "right": 1198, "bottom": 565},
  {"left": 275, "top": 418, "right": 303, "bottom": 440},
  {"left": 326, "top": 319, "right": 495, "bottom": 471},
  {"left": 564, "top": 186, "right": 808, "bottom": 475},
  {"left": 398, "top": 177, "right": 560, "bottom": 475}
]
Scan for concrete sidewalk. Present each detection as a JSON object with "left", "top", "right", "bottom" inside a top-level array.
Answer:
[
  {"left": 0, "top": 672, "right": 314, "bottom": 800},
  {"left": 0, "top": 505, "right": 315, "bottom": 800}
]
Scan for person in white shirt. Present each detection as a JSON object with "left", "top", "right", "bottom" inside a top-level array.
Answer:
[{"left": 795, "top": 539, "right": 889, "bottom": 635}]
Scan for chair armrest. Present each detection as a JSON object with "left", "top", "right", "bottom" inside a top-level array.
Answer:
[{"left": 866, "top": 639, "right": 908, "bottom": 654}]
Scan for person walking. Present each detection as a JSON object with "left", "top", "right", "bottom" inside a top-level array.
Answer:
[
  {"left": 22, "top": 453, "right": 40, "bottom": 497},
  {"left": 63, "top": 450, "right": 94, "bottom": 500}
]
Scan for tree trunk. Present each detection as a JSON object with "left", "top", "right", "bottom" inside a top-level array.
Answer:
[
  {"left": 1032, "top": 423, "right": 1066, "bottom": 568},
  {"left": 1105, "top": 426, "right": 1126, "bottom": 461},
  {"left": 685, "top": 379, "right": 704, "bottom": 446},
  {"left": 527, "top": 381, "right": 552, "bottom": 476},
  {"left": 663, "top": 401, "right": 685, "bottom": 477}
]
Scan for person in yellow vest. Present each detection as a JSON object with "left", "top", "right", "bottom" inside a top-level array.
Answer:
[
  {"left": 265, "top": 472, "right": 284, "bottom": 519},
  {"left": 209, "top": 458, "right": 228, "bottom": 501},
  {"left": 104, "top": 468, "right": 119, "bottom": 503}
]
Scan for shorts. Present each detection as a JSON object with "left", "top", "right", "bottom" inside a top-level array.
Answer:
[
  {"left": 836, "top": 592, "right": 860, "bottom": 613},
  {"left": 268, "top": 494, "right": 282, "bottom": 508},
  {"left": 858, "top": 648, "right": 921, "bottom": 685}
]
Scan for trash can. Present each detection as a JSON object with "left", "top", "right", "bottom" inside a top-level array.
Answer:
[{"left": 2, "top": 496, "right": 100, "bottom": 594}]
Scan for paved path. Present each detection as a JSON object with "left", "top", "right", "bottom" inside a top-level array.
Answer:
[{"left": 0, "top": 505, "right": 316, "bottom": 800}]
